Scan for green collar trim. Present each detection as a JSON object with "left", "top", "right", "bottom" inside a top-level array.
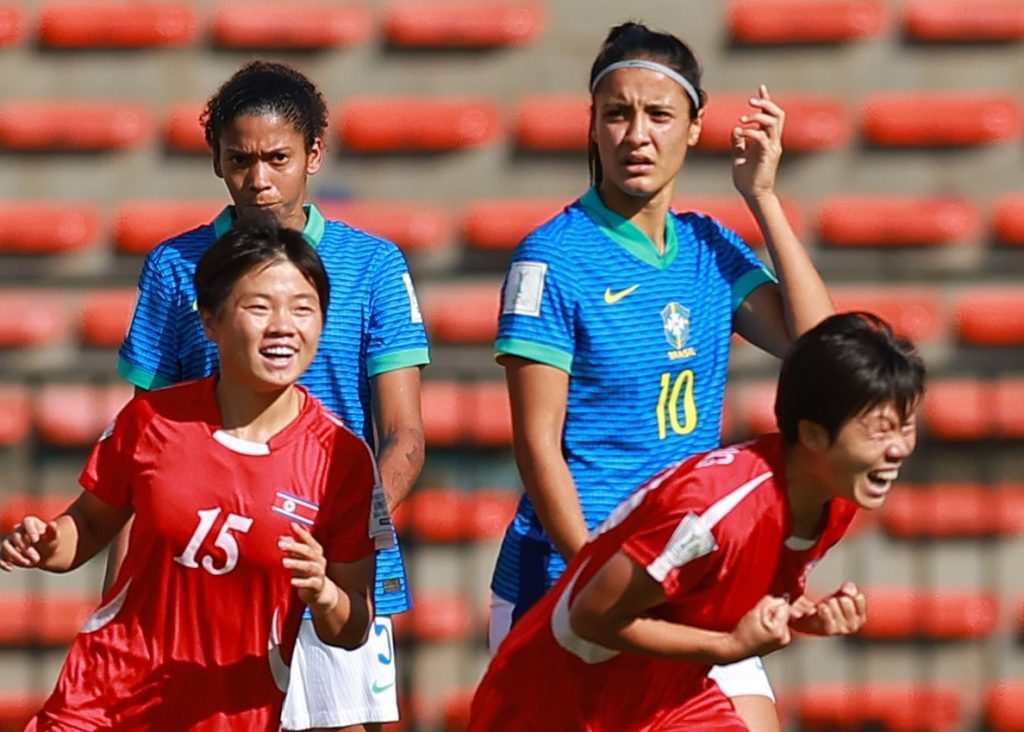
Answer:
[
  {"left": 212, "top": 203, "right": 325, "bottom": 247},
  {"left": 578, "top": 187, "right": 678, "bottom": 269}
]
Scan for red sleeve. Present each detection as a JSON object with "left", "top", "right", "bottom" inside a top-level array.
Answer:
[
  {"left": 317, "top": 433, "right": 390, "bottom": 564},
  {"left": 78, "top": 399, "right": 145, "bottom": 508}
]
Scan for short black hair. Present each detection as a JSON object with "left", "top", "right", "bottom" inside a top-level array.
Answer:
[
  {"left": 588, "top": 22, "right": 706, "bottom": 185},
  {"left": 195, "top": 211, "right": 329, "bottom": 322},
  {"left": 202, "top": 60, "right": 329, "bottom": 159},
  {"left": 774, "top": 312, "right": 926, "bottom": 444}
]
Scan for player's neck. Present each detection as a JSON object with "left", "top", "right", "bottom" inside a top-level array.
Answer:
[
  {"left": 783, "top": 447, "right": 831, "bottom": 540},
  {"left": 597, "top": 182, "right": 674, "bottom": 253},
  {"left": 214, "top": 380, "right": 304, "bottom": 444}
]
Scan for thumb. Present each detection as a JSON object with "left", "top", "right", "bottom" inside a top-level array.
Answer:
[
  {"left": 837, "top": 581, "right": 859, "bottom": 597},
  {"left": 41, "top": 521, "right": 58, "bottom": 543}
]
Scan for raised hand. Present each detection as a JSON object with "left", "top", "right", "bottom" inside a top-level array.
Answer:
[
  {"left": 788, "top": 581, "right": 867, "bottom": 636},
  {"left": 731, "top": 84, "right": 785, "bottom": 200},
  {"left": 279, "top": 522, "right": 339, "bottom": 613},
  {"left": 726, "top": 594, "right": 792, "bottom": 662},
  {"left": 0, "top": 516, "right": 59, "bottom": 571}
]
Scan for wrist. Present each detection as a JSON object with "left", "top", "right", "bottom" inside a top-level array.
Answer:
[
  {"left": 741, "top": 190, "right": 779, "bottom": 209},
  {"left": 308, "top": 579, "right": 341, "bottom": 616}
]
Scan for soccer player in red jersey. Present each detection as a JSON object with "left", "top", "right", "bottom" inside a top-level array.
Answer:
[
  {"left": 0, "top": 219, "right": 390, "bottom": 731},
  {"left": 469, "top": 312, "right": 925, "bottom": 731}
]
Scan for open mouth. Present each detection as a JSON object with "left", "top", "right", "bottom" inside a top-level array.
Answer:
[
  {"left": 865, "top": 469, "right": 899, "bottom": 497},
  {"left": 260, "top": 345, "right": 297, "bottom": 366}
]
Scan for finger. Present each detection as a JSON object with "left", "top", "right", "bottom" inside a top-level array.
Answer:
[
  {"left": 731, "top": 128, "right": 747, "bottom": 153},
  {"left": 739, "top": 113, "right": 780, "bottom": 131},
  {"left": 278, "top": 537, "right": 322, "bottom": 561},
  {"left": 838, "top": 581, "right": 859, "bottom": 597},
  {"left": 22, "top": 516, "right": 47, "bottom": 544},
  {"left": 0, "top": 559, "right": 12, "bottom": 572},
  {"left": 289, "top": 522, "right": 317, "bottom": 543},
  {"left": 747, "top": 97, "right": 785, "bottom": 120},
  {"left": 759, "top": 83, "right": 770, "bottom": 100},
  {"left": 282, "top": 557, "right": 326, "bottom": 577},
  {"left": 853, "top": 592, "right": 867, "bottom": 620},
  {"left": 290, "top": 576, "right": 326, "bottom": 591}
]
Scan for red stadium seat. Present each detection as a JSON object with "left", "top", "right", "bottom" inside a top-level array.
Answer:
[
  {"left": 994, "top": 194, "right": 1024, "bottom": 246},
  {"left": 994, "top": 378, "right": 1024, "bottom": 438},
  {"left": 317, "top": 200, "right": 453, "bottom": 253},
  {"left": 0, "top": 692, "right": 46, "bottom": 730},
  {"left": 463, "top": 489, "right": 519, "bottom": 540},
  {"left": 904, "top": 0, "right": 1024, "bottom": 42},
  {"left": 729, "top": 380, "right": 776, "bottom": 436},
  {"left": 338, "top": 97, "right": 502, "bottom": 152},
  {"left": 697, "top": 93, "right": 852, "bottom": 153},
  {"left": 164, "top": 102, "right": 207, "bottom": 154},
  {"left": 0, "top": 385, "right": 31, "bottom": 447},
  {"left": 817, "top": 196, "right": 980, "bottom": 246},
  {"left": 420, "top": 282, "right": 500, "bottom": 344},
  {"left": 881, "top": 483, "right": 1005, "bottom": 538},
  {"left": 0, "top": 101, "right": 151, "bottom": 151},
  {"left": 987, "top": 680, "right": 1024, "bottom": 732},
  {"left": 393, "top": 592, "right": 474, "bottom": 642},
  {"left": 385, "top": 1, "right": 544, "bottom": 48},
  {"left": 420, "top": 381, "right": 465, "bottom": 446},
  {"left": 0, "top": 291, "right": 68, "bottom": 347},
  {"left": 0, "top": 5, "right": 22, "bottom": 46},
  {"left": 798, "top": 683, "right": 962, "bottom": 732},
  {"left": 954, "top": 288, "right": 1024, "bottom": 346},
  {"left": 112, "top": 201, "right": 221, "bottom": 254},
  {"left": 34, "top": 383, "right": 132, "bottom": 447},
  {"left": 513, "top": 95, "right": 589, "bottom": 152},
  {"left": 858, "top": 587, "right": 999, "bottom": 640},
  {"left": 212, "top": 2, "right": 372, "bottom": 49},
  {"left": 674, "top": 195, "right": 805, "bottom": 245},
  {"left": 78, "top": 288, "right": 135, "bottom": 348},
  {"left": 462, "top": 198, "right": 566, "bottom": 250},
  {"left": 38, "top": 2, "right": 199, "bottom": 48},
  {"left": 831, "top": 286, "right": 946, "bottom": 343},
  {"left": 0, "top": 493, "right": 76, "bottom": 533},
  {"left": 862, "top": 93, "right": 1023, "bottom": 147},
  {"left": 405, "top": 488, "right": 466, "bottom": 543},
  {"left": 467, "top": 381, "right": 512, "bottom": 446},
  {"left": 728, "top": 0, "right": 886, "bottom": 44},
  {"left": 0, "top": 202, "right": 100, "bottom": 254},
  {"left": 921, "top": 379, "right": 993, "bottom": 441},
  {"left": 0, "top": 593, "right": 96, "bottom": 645},
  {"left": 993, "top": 483, "right": 1024, "bottom": 534}
]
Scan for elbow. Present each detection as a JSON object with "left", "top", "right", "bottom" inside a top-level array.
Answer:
[{"left": 568, "top": 603, "right": 608, "bottom": 646}]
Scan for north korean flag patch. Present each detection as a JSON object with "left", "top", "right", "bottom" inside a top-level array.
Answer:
[{"left": 272, "top": 491, "right": 319, "bottom": 526}]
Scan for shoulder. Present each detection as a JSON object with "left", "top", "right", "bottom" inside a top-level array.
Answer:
[
  {"left": 670, "top": 210, "right": 742, "bottom": 246},
  {"left": 144, "top": 224, "right": 217, "bottom": 272},
  {"left": 513, "top": 201, "right": 588, "bottom": 262},
  {"left": 321, "top": 219, "right": 400, "bottom": 258},
  {"left": 110, "top": 378, "right": 210, "bottom": 439}
]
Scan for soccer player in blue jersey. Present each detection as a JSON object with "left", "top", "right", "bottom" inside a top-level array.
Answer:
[
  {"left": 109, "top": 61, "right": 428, "bottom": 732},
  {"left": 489, "top": 22, "right": 835, "bottom": 732}
]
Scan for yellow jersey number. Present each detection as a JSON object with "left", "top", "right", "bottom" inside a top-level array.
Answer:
[{"left": 656, "top": 370, "right": 698, "bottom": 440}]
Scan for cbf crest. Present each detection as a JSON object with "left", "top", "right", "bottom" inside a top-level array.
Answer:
[{"left": 661, "top": 302, "right": 696, "bottom": 360}]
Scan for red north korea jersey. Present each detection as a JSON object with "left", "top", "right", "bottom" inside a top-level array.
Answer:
[
  {"left": 30, "top": 377, "right": 391, "bottom": 731},
  {"left": 470, "top": 435, "right": 858, "bottom": 732}
]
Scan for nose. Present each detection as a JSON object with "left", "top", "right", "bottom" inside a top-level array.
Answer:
[
  {"left": 887, "top": 426, "right": 916, "bottom": 460},
  {"left": 247, "top": 161, "right": 271, "bottom": 191},
  {"left": 266, "top": 305, "right": 296, "bottom": 335},
  {"left": 624, "top": 112, "right": 650, "bottom": 145}
]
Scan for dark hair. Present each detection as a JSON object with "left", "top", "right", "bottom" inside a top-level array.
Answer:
[
  {"left": 195, "top": 211, "right": 330, "bottom": 322},
  {"left": 774, "top": 312, "right": 926, "bottom": 445},
  {"left": 587, "top": 22, "right": 706, "bottom": 185},
  {"left": 202, "top": 60, "right": 329, "bottom": 159}
]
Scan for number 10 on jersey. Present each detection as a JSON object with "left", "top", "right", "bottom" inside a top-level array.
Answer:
[{"left": 656, "top": 370, "right": 697, "bottom": 440}]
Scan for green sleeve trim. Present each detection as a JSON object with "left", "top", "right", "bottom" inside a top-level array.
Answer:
[
  {"left": 732, "top": 268, "right": 778, "bottom": 312},
  {"left": 117, "top": 357, "right": 172, "bottom": 391},
  {"left": 367, "top": 348, "right": 430, "bottom": 378},
  {"left": 495, "top": 337, "right": 572, "bottom": 374}
]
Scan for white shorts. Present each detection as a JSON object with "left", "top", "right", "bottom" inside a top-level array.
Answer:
[
  {"left": 281, "top": 616, "right": 399, "bottom": 731},
  {"left": 488, "top": 593, "right": 774, "bottom": 701}
]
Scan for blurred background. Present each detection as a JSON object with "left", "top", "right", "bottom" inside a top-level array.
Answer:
[{"left": 1, "top": 0, "right": 1023, "bottom": 729}]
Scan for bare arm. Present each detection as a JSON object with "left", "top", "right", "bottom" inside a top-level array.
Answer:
[
  {"left": 1, "top": 491, "right": 133, "bottom": 574},
  {"left": 568, "top": 550, "right": 792, "bottom": 664},
  {"left": 371, "top": 367, "right": 425, "bottom": 512},
  {"left": 280, "top": 523, "right": 375, "bottom": 649},
  {"left": 502, "top": 356, "right": 589, "bottom": 561},
  {"left": 732, "top": 85, "right": 834, "bottom": 358}
]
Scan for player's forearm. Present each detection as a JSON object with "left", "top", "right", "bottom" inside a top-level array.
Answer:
[
  {"left": 35, "top": 514, "right": 86, "bottom": 573},
  {"left": 376, "top": 425, "right": 425, "bottom": 512},
  {"left": 744, "top": 191, "right": 834, "bottom": 338},
  {"left": 573, "top": 613, "right": 741, "bottom": 665},
  {"left": 514, "top": 439, "right": 589, "bottom": 561},
  {"left": 309, "top": 582, "right": 374, "bottom": 650}
]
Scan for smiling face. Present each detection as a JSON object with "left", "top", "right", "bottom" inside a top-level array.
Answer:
[
  {"left": 201, "top": 259, "right": 323, "bottom": 395},
  {"left": 810, "top": 401, "right": 919, "bottom": 510},
  {"left": 215, "top": 113, "right": 324, "bottom": 231},
  {"left": 591, "top": 65, "right": 703, "bottom": 209}
]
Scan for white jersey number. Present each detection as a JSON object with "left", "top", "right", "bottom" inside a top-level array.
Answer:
[{"left": 173, "top": 508, "right": 254, "bottom": 576}]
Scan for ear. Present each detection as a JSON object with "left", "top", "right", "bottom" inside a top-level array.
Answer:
[
  {"left": 199, "top": 308, "right": 219, "bottom": 343},
  {"left": 306, "top": 137, "right": 325, "bottom": 177},
  {"left": 796, "top": 419, "right": 830, "bottom": 453},
  {"left": 687, "top": 107, "right": 705, "bottom": 147}
]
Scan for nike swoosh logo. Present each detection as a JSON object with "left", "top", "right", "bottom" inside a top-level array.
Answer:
[
  {"left": 371, "top": 680, "right": 395, "bottom": 694},
  {"left": 603, "top": 285, "right": 639, "bottom": 304}
]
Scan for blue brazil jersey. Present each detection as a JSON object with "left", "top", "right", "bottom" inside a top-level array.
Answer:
[
  {"left": 119, "top": 204, "right": 430, "bottom": 615},
  {"left": 491, "top": 188, "right": 775, "bottom": 611}
]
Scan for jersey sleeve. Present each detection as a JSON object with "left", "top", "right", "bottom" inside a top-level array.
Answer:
[
  {"left": 318, "top": 434, "right": 395, "bottom": 564},
  {"left": 78, "top": 400, "right": 146, "bottom": 508},
  {"left": 117, "top": 247, "right": 184, "bottom": 390},
  {"left": 365, "top": 243, "right": 431, "bottom": 378},
  {"left": 695, "top": 216, "right": 778, "bottom": 314},
  {"left": 494, "top": 235, "right": 578, "bottom": 374}
]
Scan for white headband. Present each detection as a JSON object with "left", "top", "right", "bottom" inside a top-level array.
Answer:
[{"left": 590, "top": 59, "right": 702, "bottom": 111}]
